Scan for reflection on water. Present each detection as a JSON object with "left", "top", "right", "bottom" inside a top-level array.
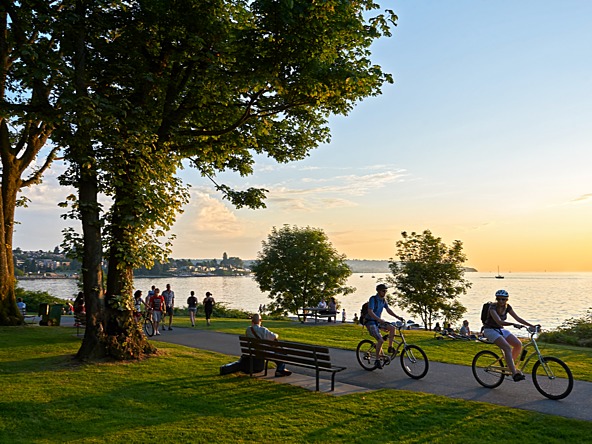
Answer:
[{"left": 17, "top": 272, "right": 592, "bottom": 330}]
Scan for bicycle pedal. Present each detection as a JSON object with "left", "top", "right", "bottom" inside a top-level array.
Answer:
[{"left": 383, "top": 356, "right": 391, "bottom": 365}]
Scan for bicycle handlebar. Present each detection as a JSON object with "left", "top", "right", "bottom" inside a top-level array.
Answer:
[{"left": 514, "top": 324, "right": 541, "bottom": 334}]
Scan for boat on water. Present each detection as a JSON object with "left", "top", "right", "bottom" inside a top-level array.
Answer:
[{"left": 495, "top": 266, "right": 504, "bottom": 279}]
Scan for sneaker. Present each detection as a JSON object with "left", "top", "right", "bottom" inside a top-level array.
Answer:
[
  {"left": 275, "top": 369, "right": 292, "bottom": 377},
  {"left": 155, "top": 331, "right": 160, "bottom": 335},
  {"left": 168, "top": 327, "right": 173, "bottom": 331},
  {"left": 374, "top": 360, "right": 383, "bottom": 370},
  {"left": 387, "top": 346, "right": 395, "bottom": 354},
  {"left": 513, "top": 373, "right": 525, "bottom": 382}
]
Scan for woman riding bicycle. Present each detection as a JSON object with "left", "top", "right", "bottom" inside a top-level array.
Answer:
[
  {"left": 364, "top": 284, "right": 404, "bottom": 369},
  {"left": 482, "top": 289, "right": 536, "bottom": 382}
]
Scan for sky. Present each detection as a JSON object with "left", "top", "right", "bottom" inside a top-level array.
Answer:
[{"left": 13, "top": 1, "right": 592, "bottom": 272}]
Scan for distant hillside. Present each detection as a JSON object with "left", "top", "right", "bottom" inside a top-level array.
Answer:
[{"left": 245, "top": 259, "right": 477, "bottom": 273}]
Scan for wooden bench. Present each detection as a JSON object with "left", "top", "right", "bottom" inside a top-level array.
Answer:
[
  {"left": 239, "top": 335, "right": 346, "bottom": 391},
  {"left": 296, "top": 308, "right": 337, "bottom": 323},
  {"left": 20, "top": 308, "right": 36, "bottom": 324}
]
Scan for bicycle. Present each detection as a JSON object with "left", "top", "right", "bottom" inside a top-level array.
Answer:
[
  {"left": 472, "top": 325, "right": 573, "bottom": 400},
  {"left": 138, "top": 310, "right": 155, "bottom": 337},
  {"left": 356, "top": 320, "right": 429, "bottom": 379}
]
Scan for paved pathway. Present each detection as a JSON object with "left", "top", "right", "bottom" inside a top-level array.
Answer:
[{"left": 151, "top": 326, "right": 592, "bottom": 422}]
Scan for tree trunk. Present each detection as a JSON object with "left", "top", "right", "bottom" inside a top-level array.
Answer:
[
  {"left": 102, "top": 194, "right": 155, "bottom": 358},
  {"left": 75, "top": 160, "right": 106, "bottom": 360},
  {"left": 0, "top": 136, "right": 23, "bottom": 325}
]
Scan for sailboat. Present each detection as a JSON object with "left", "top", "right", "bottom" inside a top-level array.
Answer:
[{"left": 495, "top": 266, "right": 504, "bottom": 279}]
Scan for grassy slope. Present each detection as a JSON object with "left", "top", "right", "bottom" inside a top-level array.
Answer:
[{"left": 1, "top": 324, "right": 591, "bottom": 444}]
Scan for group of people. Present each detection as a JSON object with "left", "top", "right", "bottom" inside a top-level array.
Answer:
[
  {"left": 317, "top": 297, "right": 341, "bottom": 322},
  {"left": 361, "top": 284, "right": 535, "bottom": 382},
  {"left": 133, "top": 284, "right": 216, "bottom": 335}
]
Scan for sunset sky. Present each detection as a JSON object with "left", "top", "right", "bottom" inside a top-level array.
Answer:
[{"left": 14, "top": 1, "right": 592, "bottom": 272}]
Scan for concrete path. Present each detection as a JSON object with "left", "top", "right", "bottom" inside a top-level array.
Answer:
[{"left": 151, "top": 325, "right": 592, "bottom": 422}]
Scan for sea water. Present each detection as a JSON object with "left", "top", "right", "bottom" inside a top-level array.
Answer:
[{"left": 17, "top": 272, "right": 592, "bottom": 330}]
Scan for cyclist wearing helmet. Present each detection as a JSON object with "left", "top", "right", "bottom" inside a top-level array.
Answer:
[
  {"left": 482, "top": 289, "right": 536, "bottom": 381},
  {"left": 365, "top": 284, "right": 404, "bottom": 369}
]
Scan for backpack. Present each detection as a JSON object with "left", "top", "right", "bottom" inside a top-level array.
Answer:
[
  {"left": 480, "top": 302, "right": 492, "bottom": 324},
  {"left": 360, "top": 302, "right": 369, "bottom": 326},
  {"left": 360, "top": 296, "right": 377, "bottom": 326}
]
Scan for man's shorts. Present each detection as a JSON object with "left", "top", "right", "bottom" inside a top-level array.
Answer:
[
  {"left": 152, "top": 311, "right": 163, "bottom": 323},
  {"left": 366, "top": 323, "right": 383, "bottom": 341},
  {"left": 483, "top": 327, "right": 513, "bottom": 342},
  {"left": 165, "top": 306, "right": 174, "bottom": 316}
]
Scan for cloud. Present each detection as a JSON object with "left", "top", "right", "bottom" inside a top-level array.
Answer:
[
  {"left": 265, "top": 168, "right": 407, "bottom": 211},
  {"left": 570, "top": 193, "right": 592, "bottom": 203},
  {"left": 175, "top": 189, "right": 244, "bottom": 238}
]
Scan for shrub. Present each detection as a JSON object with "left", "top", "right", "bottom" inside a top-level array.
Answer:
[
  {"left": 540, "top": 309, "right": 592, "bottom": 347},
  {"left": 15, "top": 287, "right": 67, "bottom": 314}
]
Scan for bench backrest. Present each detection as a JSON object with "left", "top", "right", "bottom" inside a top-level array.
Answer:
[{"left": 239, "top": 336, "right": 334, "bottom": 369}]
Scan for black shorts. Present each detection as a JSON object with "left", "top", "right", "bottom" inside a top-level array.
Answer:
[{"left": 165, "top": 306, "right": 174, "bottom": 316}]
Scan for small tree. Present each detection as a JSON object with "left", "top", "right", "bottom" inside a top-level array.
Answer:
[
  {"left": 252, "top": 225, "right": 354, "bottom": 315},
  {"left": 386, "top": 230, "right": 471, "bottom": 330}
]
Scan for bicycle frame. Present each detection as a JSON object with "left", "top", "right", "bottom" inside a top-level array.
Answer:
[
  {"left": 356, "top": 320, "right": 429, "bottom": 379},
  {"left": 377, "top": 322, "right": 409, "bottom": 359},
  {"left": 518, "top": 329, "right": 562, "bottom": 379}
]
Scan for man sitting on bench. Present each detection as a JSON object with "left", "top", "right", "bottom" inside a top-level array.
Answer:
[
  {"left": 17, "top": 298, "right": 27, "bottom": 317},
  {"left": 246, "top": 314, "right": 292, "bottom": 378}
]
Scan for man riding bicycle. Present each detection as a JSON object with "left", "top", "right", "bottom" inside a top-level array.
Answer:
[{"left": 364, "top": 284, "right": 404, "bottom": 369}]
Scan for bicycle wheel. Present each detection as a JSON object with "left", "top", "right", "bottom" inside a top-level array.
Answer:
[
  {"left": 143, "top": 317, "right": 155, "bottom": 337},
  {"left": 472, "top": 350, "right": 505, "bottom": 388},
  {"left": 532, "top": 356, "right": 573, "bottom": 400},
  {"left": 400, "top": 345, "right": 429, "bottom": 379},
  {"left": 356, "top": 339, "right": 378, "bottom": 371}
]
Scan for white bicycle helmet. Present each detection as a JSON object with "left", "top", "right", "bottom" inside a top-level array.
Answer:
[{"left": 495, "top": 289, "right": 509, "bottom": 298}]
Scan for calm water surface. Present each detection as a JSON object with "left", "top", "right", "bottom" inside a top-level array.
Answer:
[{"left": 18, "top": 272, "right": 591, "bottom": 330}]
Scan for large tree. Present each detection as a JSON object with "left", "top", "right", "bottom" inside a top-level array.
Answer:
[
  {"left": 386, "top": 230, "right": 471, "bottom": 330},
  {"left": 0, "top": 1, "right": 62, "bottom": 325},
  {"left": 55, "top": 0, "right": 396, "bottom": 359},
  {"left": 252, "top": 225, "right": 354, "bottom": 314}
]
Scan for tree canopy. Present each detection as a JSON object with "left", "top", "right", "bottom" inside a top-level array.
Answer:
[
  {"left": 1, "top": 0, "right": 396, "bottom": 357},
  {"left": 386, "top": 230, "right": 471, "bottom": 330},
  {"left": 252, "top": 225, "right": 354, "bottom": 314}
]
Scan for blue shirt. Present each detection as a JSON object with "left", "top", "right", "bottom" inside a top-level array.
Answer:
[{"left": 366, "top": 295, "right": 389, "bottom": 325}]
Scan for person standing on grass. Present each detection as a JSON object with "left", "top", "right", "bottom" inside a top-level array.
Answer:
[
  {"left": 187, "top": 291, "right": 198, "bottom": 327},
  {"left": 162, "top": 283, "right": 175, "bottom": 331},
  {"left": 149, "top": 288, "right": 165, "bottom": 335},
  {"left": 203, "top": 292, "right": 215, "bottom": 326},
  {"left": 133, "top": 290, "right": 145, "bottom": 322}
]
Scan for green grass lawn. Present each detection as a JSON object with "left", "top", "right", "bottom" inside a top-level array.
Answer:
[{"left": 2, "top": 324, "right": 590, "bottom": 443}]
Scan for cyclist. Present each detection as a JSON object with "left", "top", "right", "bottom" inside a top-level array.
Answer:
[
  {"left": 364, "top": 284, "right": 404, "bottom": 369},
  {"left": 482, "top": 289, "right": 536, "bottom": 382}
]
